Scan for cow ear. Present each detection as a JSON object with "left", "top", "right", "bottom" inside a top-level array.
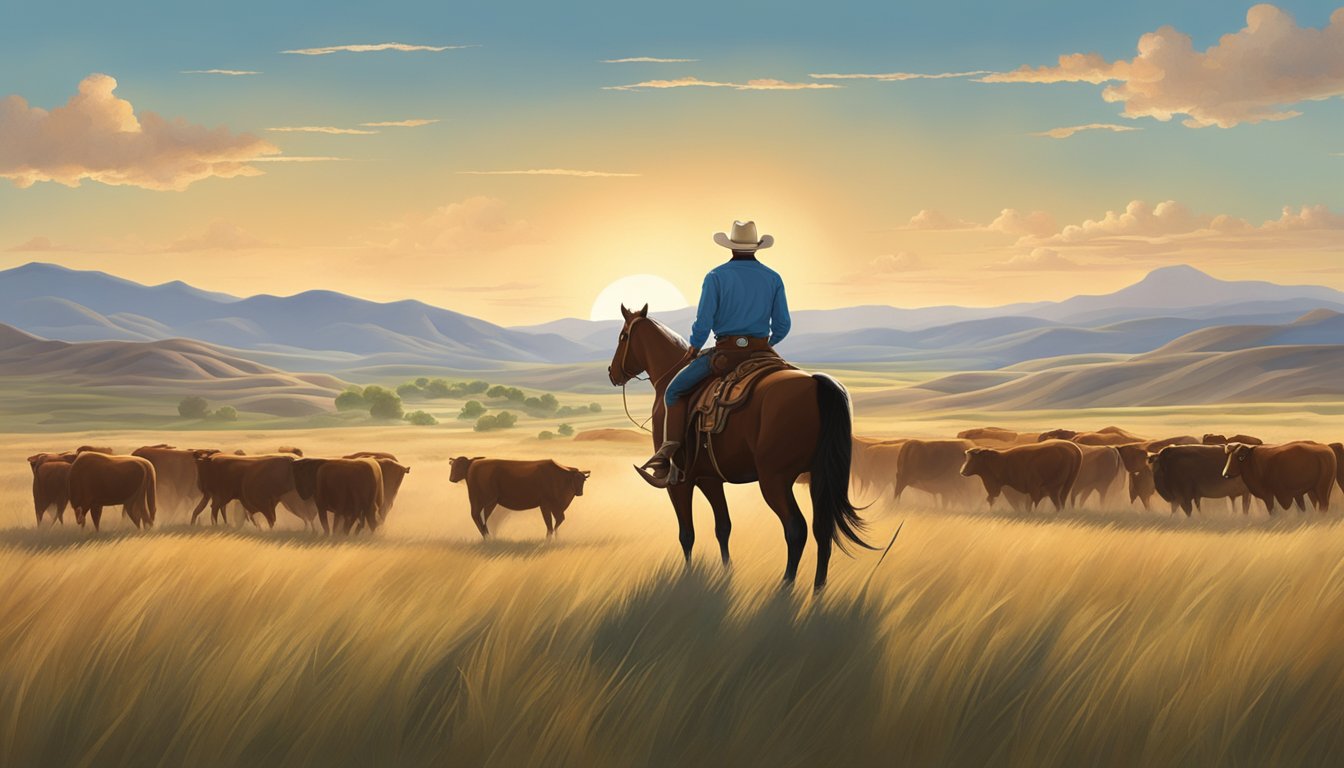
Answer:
[
  {"left": 471, "top": 456, "right": 484, "bottom": 461},
  {"left": 582, "top": 470, "right": 592, "bottom": 477},
  {"left": 637, "top": 303, "right": 649, "bottom": 318}
]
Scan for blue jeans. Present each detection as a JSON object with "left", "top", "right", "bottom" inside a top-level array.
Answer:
[{"left": 664, "top": 353, "right": 712, "bottom": 406}]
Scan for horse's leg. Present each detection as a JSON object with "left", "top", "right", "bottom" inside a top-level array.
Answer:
[
  {"left": 668, "top": 483, "right": 695, "bottom": 565},
  {"left": 697, "top": 480, "right": 732, "bottom": 566},
  {"left": 759, "top": 474, "right": 807, "bottom": 585}
]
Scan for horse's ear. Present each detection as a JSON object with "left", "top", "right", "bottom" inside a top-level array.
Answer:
[
  {"left": 637, "top": 303, "right": 648, "bottom": 318},
  {"left": 620, "top": 304, "right": 631, "bottom": 320}
]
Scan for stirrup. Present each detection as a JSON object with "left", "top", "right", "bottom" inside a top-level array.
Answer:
[{"left": 635, "top": 442, "right": 683, "bottom": 488}]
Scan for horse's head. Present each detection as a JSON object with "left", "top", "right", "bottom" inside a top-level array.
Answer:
[{"left": 608, "top": 303, "right": 649, "bottom": 386}]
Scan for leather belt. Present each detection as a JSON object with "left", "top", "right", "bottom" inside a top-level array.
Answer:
[{"left": 715, "top": 335, "right": 771, "bottom": 351}]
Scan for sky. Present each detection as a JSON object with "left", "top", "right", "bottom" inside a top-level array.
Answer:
[{"left": 0, "top": 0, "right": 1341, "bottom": 324}]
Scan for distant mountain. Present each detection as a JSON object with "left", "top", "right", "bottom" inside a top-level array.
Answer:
[
  {"left": 0, "top": 323, "right": 346, "bottom": 417},
  {"left": 0, "top": 262, "right": 592, "bottom": 367}
]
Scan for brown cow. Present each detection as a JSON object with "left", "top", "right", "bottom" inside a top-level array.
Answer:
[
  {"left": 1144, "top": 435, "right": 1200, "bottom": 451},
  {"left": 1203, "top": 433, "right": 1263, "bottom": 446},
  {"left": 959, "top": 440, "right": 1082, "bottom": 511},
  {"left": 293, "top": 458, "right": 384, "bottom": 534},
  {"left": 1223, "top": 442, "right": 1336, "bottom": 513},
  {"left": 68, "top": 452, "right": 157, "bottom": 530},
  {"left": 956, "top": 427, "right": 1040, "bottom": 445},
  {"left": 1332, "top": 443, "right": 1344, "bottom": 496},
  {"left": 1147, "top": 445, "right": 1252, "bottom": 516},
  {"left": 1040, "top": 427, "right": 1148, "bottom": 446},
  {"left": 893, "top": 439, "right": 981, "bottom": 507},
  {"left": 194, "top": 453, "right": 313, "bottom": 529},
  {"left": 278, "top": 445, "right": 304, "bottom": 456},
  {"left": 1072, "top": 444, "right": 1125, "bottom": 508},
  {"left": 449, "top": 457, "right": 589, "bottom": 538},
  {"left": 28, "top": 452, "right": 76, "bottom": 525},
  {"left": 74, "top": 445, "right": 114, "bottom": 454},
  {"left": 1115, "top": 444, "right": 1157, "bottom": 510},
  {"left": 344, "top": 453, "right": 411, "bottom": 528},
  {"left": 849, "top": 437, "right": 906, "bottom": 497},
  {"left": 133, "top": 444, "right": 212, "bottom": 517}
]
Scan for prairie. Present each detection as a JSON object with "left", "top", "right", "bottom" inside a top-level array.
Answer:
[{"left": 2, "top": 417, "right": 1343, "bottom": 766}]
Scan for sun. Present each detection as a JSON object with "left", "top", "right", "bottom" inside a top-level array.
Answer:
[{"left": 589, "top": 274, "right": 689, "bottom": 321}]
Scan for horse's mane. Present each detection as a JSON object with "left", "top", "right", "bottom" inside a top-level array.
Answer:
[{"left": 641, "top": 317, "right": 691, "bottom": 354}]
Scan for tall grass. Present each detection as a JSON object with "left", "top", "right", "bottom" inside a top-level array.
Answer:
[{"left": 1, "top": 426, "right": 1343, "bottom": 766}]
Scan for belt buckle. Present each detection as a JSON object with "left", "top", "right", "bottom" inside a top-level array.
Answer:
[{"left": 735, "top": 337, "right": 748, "bottom": 348}]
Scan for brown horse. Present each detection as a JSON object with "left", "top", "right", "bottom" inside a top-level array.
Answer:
[{"left": 607, "top": 304, "right": 871, "bottom": 590}]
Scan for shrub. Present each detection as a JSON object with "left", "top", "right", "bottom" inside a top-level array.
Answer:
[
  {"left": 458, "top": 400, "right": 487, "bottom": 420},
  {"left": 589, "top": 402, "right": 602, "bottom": 412},
  {"left": 464, "top": 380, "right": 489, "bottom": 395},
  {"left": 397, "top": 383, "right": 423, "bottom": 400},
  {"left": 524, "top": 396, "right": 543, "bottom": 410},
  {"left": 486, "top": 385, "right": 508, "bottom": 400},
  {"left": 538, "top": 393, "right": 559, "bottom": 412},
  {"left": 557, "top": 423, "right": 574, "bottom": 437},
  {"left": 495, "top": 410, "right": 518, "bottom": 428},
  {"left": 210, "top": 406, "right": 238, "bottom": 422},
  {"left": 404, "top": 410, "right": 438, "bottom": 426},
  {"left": 475, "top": 411, "right": 518, "bottom": 431},
  {"left": 538, "top": 431, "right": 555, "bottom": 440},
  {"left": 178, "top": 396, "right": 210, "bottom": 419},
  {"left": 364, "top": 386, "right": 404, "bottom": 420},
  {"left": 414, "top": 377, "right": 430, "bottom": 388},
  {"left": 425, "top": 379, "right": 453, "bottom": 399},
  {"left": 335, "top": 388, "right": 366, "bottom": 411}
]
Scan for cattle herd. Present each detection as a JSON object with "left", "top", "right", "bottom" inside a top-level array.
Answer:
[
  {"left": 852, "top": 427, "right": 1344, "bottom": 517},
  {"left": 25, "top": 443, "right": 592, "bottom": 539},
  {"left": 26, "top": 444, "right": 410, "bottom": 534},
  {"left": 21, "top": 426, "right": 1344, "bottom": 538}
]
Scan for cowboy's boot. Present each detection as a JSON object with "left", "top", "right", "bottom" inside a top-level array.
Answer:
[{"left": 635, "top": 399, "right": 689, "bottom": 488}]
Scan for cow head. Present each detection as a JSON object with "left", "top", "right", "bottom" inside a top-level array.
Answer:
[
  {"left": 1222, "top": 443, "right": 1253, "bottom": 479},
  {"left": 449, "top": 456, "right": 483, "bottom": 483},
  {"left": 279, "top": 445, "right": 304, "bottom": 456},
  {"left": 1038, "top": 429, "right": 1076, "bottom": 442},
  {"left": 292, "top": 458, "right": 326, "bottom": 500},
  {"left": 570, "top": 468, "right": 591, "bottom": 496},
  {"left": 77, "top": 445, "right": 115, "bottom": 454},
  {"left": 960, "top": 447, "right": 996, "bottom": 477},
  {"left": 1202, "top": 433, "right": 1227, "bottom": 445}
]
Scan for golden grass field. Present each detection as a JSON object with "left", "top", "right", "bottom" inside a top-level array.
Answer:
[{"left": 3, "top": 410, "right": 1344, "bottom": 766}]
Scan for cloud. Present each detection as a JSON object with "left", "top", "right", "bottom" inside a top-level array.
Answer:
[
  {"left": 359, "top": 119, "right": 439, "bottom": 127},
  {"left": 181, "top": 69, "right": 260, "bottom": 76},
  {"left": 988, "top": 209, "right": 1059, "bottom": 239},
  {"left": 281, "top": 43, "right": 476, "bottom": 56},
  {"left": 6, "top": 235, "right": 67, "bottom": 252},
  {"left": 0, "top": 73, "right": 277, "bottom": 190},
  {"left": 376, "top": 196, "right": 537, "bottom": 254},
  {"left": 246, "top": 155, "right": 345, "bottom": 163},
  {"left": 903, "top": 209, "right": 976, "bottom": 230},
  {"left": 457, "top": 168, "right": 639, "bottom": 177},
  {"left": 1030, "top": 123, "right": 1141, "bottom": 139},
  {"left": 871, "top": 252, "right": 925, "bottom": 272},
  {"left": 605, "top": 76, "right": 840, "bottom": 91},
  {"left": 992, "top": 248, "right": 1081, "bottom": 270},
  {"left": 602, "top": 57, "right": 699, "bottom": 64},
  {"left": 981, "top": 4, "right": 1344, "bottom": 128},
  {"left": 267, "top": 126, "right": 378, "bottom": 135},
  {"left": 808, "top": 70, "right": 991, "bottom": 81},
  {"left": 165, "top": 222, "right": 271, "bottom": 252}
]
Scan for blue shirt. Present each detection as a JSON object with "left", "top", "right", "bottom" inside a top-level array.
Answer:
[{"left": 688, "top": 259, "right": 792, "bottom": 350}]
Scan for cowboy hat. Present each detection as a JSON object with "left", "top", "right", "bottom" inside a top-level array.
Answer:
[{"left": 713, "top": 220, "right": 774, "bottom": 252}]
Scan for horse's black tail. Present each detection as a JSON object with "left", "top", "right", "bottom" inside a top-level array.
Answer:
[{"left": 810, "top": 374, "right": 876, "bottom": 554}]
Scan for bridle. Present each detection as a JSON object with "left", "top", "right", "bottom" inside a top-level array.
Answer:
[{"left": 614, "top": 316, "right": 682, "bottom": 433}]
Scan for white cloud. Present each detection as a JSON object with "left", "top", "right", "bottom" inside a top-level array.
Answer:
[
  {"left": 165, "top": 222, "right": 271, "bottom": 252},
  {"left": 982, "top": 4, "right": 1344, "bottom": 128},
  {"left": 605, "top": 76, "right": 841, "bottom": 91},
  {"left": 267, "top": 126, "right": 378, "bottom": 135},
  {"left": 872, "top": 252, "right": 925, "bottom": 271},
  {"left": 6, "top": 235, "right": 67, "bottom": 252},
  {"left": 988, "top": 209, "right": 1059, "bottom": 239},
  {"left": 376, "top": 196, "right": 537, "bottom": 254},
  {"left": 359, "top": 119, "right": 439, "bottom": 128},
  {"left": 904, "top": 209, "right": 976, "bottom": 230},
  {"left": 246, "top": 155, "right": 344, "bottom": 163},
  {"left": 457, "top": 168, "right": 639, "bottom": 177},
  {"left": 0, "top": 73, "right": 277, "bottom": 190},
  {"left": 181, "top": 69, "right": 260, "bottom": 76},
  {"left": 1030, "top": 123, "right": 1141, "bottom": 139},
  {"left": 993, "top": 248, "right": 1081, "bottom": 270},
  {"left": 602, "top": 57, "right": 699, "bottom": 64},
  {"left": 281, "top": 43, "right": 476, "bottom": 56},
  {"left": 809, "top": 70, "right": 990, "bottom": 81}
]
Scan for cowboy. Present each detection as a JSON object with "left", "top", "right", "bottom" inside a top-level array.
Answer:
[{"left": 635, "top": 220, "right": 792, "bottom": 488}]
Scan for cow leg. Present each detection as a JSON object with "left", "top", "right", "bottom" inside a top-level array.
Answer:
[
  {"left": 55, "top": 501, "right": 67, "bottom": 525},
  {"left": 90, "top": 505, "right": 103, "bottom": 532},
  {"left": 552, "top": 505, "right": 567, "bottom": 532},
  {"left": 317, "top": 508, "right": 331, "bottom": 535},
  {"left": 697, "top": 480, "right": 732, "bottom": 566},
  {"left": 668, "top": 483, "right": 695, "bottom": 565},
  {"left": 470, "top": 503, "right": 489, "bottom": 539},
  {"left": 758, "top": 474, "right": 807, "bottom": 585},
  {"left": 540, "top": 507, "right": 555, "bottom": 538},
  {"left": 190, "top": 493, "right": 210, "bottom": 525}
]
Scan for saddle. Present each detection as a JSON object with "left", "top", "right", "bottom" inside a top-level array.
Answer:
[{"left": 689, "top": 346, "right": 798, "bottom": 435}]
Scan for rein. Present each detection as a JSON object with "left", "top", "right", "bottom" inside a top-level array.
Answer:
[{"left": 616, "top": 316, "right": 684, "bottom": 434}]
